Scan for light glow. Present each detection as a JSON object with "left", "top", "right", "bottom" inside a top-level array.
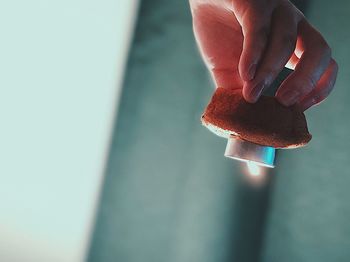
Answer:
[{"left": 247, "top": 161, "right": 261, "bottom": 176}]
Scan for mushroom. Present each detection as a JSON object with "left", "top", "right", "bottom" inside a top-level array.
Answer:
[{"left": 201, "top": 87, "right": 312, "bottom": 167}]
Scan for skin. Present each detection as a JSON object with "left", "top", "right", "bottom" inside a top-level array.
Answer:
[{"left": 189, "top": 0, "right": 338, "bottom": 111}]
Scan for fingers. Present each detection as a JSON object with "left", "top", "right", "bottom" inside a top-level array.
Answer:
[
  {"left": 297, "top": 59, "right": 338, "bottom": 111},
  {"left": 243, "top": 3, "right": 300, "bottom": 102},
  {"left": 238, "top": 8, "right": 272, "bottom": 81},
  {"left": 276, "top": 19, "right": 332, "bottom": 106},
  {"left": 190, "top": 0, "right": 338, "bottom": 109}
]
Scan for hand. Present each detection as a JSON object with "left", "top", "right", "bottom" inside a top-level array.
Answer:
[{"left": 190, "top": 0, "right": 338, "bottom": 111}]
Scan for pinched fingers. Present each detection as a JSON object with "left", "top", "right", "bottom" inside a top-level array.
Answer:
[{"left": 243, "top": 3, "right": 301, "bottom": 102}]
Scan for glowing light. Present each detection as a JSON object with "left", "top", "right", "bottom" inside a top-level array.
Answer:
[{"left": 247, "top": 161, "right": 261, "bottom": 176}]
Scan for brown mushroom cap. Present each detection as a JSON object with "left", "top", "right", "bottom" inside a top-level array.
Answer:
[{"left": 201, "top": 87, "right": 312, "bottom": 148}]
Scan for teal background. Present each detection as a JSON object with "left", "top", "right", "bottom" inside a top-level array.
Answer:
[{"left": 88, "top": 0, "right": 350, "bottom": 261}]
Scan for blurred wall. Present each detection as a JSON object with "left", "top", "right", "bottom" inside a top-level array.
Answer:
[{"left": 0, "top": 0, "right": 138, "bottom": 261}]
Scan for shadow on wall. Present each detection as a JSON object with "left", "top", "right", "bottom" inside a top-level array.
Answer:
[{"left": 228, "top": 166, "right": 276, "bottom": 262}]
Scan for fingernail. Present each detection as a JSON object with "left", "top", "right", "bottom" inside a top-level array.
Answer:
[
  {"left": 248, "top": 81, "right": 265, "bottom": 102},
  {"left": 278, "top": 90, "right": 300, "bottom": 106},
  {"left": 248, "top": 64, "right": 257, "bottom": 80}
]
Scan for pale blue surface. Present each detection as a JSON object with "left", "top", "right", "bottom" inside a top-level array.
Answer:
[{"left": 0, "top": 0, "right": 136, "bottom": 261}]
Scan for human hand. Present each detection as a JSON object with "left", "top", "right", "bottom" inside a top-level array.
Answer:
[{"left": 190, "top": 0, "right": 338, "bottom": 111}]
